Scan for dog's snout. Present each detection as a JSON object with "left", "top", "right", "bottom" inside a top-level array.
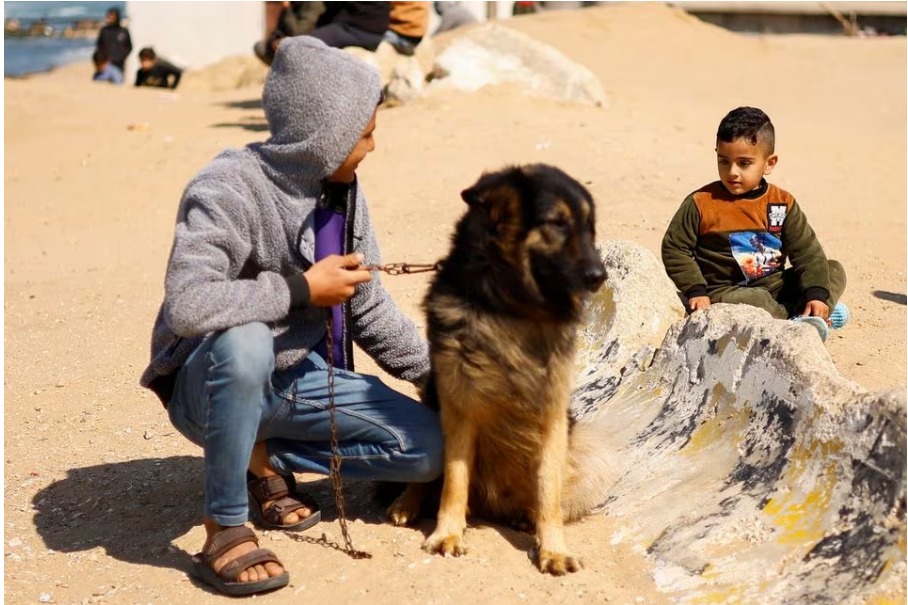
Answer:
[{"left": 584, "top": 264, "right": 607, "bottom": 292}]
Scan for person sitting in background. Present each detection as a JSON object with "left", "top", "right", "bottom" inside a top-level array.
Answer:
[
  {"left": 383, "top": 1, "right": 429, "bottom": 56},
  {"left": 91, "top": 49, "right": 123, "bottom": 85},
  {"left": 96, "top": 7, "right": 132, "bottom": 72},
  {"left": 307, "top": 1, "right": 390, "bottom": 51},
  {"left": 134, "top": 47, "right": 182, "bottom": 90},
  {"left": 254, "top": 1, "right": 324, "bottom": 67}
]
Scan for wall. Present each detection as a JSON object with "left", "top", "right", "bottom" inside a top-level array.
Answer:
[{"left": 125, "top": 1, "right": 263, "bottom": 76}]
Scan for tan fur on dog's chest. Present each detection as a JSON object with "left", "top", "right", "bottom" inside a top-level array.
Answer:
[{"left": 430, "top": 298, "right": 578, "bottom": 519}]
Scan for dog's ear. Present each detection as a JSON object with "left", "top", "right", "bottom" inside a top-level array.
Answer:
[
  {"left": 461, "top": 169, "right": 513, "bottom": 208},
  {"left": 461, "top": 185, "right": 483, "bottom": 207}
]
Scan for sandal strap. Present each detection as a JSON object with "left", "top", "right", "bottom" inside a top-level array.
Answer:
[
  {"left": 248, "top": 474, "right": 291, "bottom": 503},
  {"left": 263, "top": 496, "right": 310, "bottom": 525},
  {"left": 218, "top": 548, "right": 283, "bottom": 583},
  {"left": 202, "top": 525, "right": 258, "bottom": 562}
]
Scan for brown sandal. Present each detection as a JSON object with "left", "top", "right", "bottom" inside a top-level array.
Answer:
[
  {"left": 191, "top": 525, "right": 289, "bottom": 596},
  {"left": 247, "top": 473, "right": 321, "bottom": 531}
]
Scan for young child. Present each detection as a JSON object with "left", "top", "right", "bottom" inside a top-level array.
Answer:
[
  {"left": 661, "top": 106, "right": 849, "bottom": 342},
  {"left": 134, "top": 47, "right": 182, "bottom": 90},
  {"left": 140, "top": 36, "right": 441, "bottom": 596},
  {"left": 91, "top": 50, "right": 123, "bottom": 85}
]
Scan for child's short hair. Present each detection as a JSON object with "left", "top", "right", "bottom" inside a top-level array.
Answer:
[
  {"left": 138, "top": 47, "right": 157, "bottom": 62},
  {"left": 717, "top": 106, "right": 775, "bottom": 155},
  {"left": 92, "top": 50, "right": 108, "bottom": 67}
]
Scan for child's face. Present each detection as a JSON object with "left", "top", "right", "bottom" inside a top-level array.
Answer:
[
  {"left": 140, "top": 58, "right": 155, "bottom": 71},
  {"left": 330, "top": 111, "right": 377, "bottom": 183},
  {"left": 716, "top": 137, "right": 777, "bottom": 195}
]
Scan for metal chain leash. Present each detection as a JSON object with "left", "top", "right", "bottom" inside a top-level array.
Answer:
[
  {"left": 324, "top": 316, "right": 372, "bottom": 560},
  {"left": 319, "top": 259, "right": 441, "bottom": 560},
  {"left": 362, "top": 262, "right": 443, "bottom": 275}
]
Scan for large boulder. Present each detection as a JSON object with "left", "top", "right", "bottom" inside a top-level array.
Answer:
[{"left": 574, "top": 240, "right": 906, "bottom": 604}]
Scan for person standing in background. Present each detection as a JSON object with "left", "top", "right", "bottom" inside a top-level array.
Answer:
[{"left": 96, "top": 7, "right": 132, "bottom": 72}]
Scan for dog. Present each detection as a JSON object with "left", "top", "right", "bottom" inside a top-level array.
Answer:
[{"left": 386, "top": 163, "right": 614, "bottom": 575}]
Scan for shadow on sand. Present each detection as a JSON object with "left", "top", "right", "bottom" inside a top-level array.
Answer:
[
  {"left": 209, "top": 98, "right": 267, "bottom": 132},
  {"left": 32, "top": 457, "right": 398, "bottom": 577},
  {"left": 872, "top": 290, "right": 907, "bottom": 306}
]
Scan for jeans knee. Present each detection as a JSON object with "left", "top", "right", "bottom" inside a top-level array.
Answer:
[
  {"left": 211, "top": 323, "right": 275, "bottom": 390},
  {"left": 411, "top": 436, "right": 444, "bottom": 482}
]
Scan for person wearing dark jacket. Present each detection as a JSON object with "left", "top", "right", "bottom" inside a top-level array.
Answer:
[
  {"left": 134, "top": 47, "right": 182, "bottom": 90},
  {"left": 95, "top": 7, "right": 132, "bottom": 72},
  {"left": 309, "top": 1, "right": 390, "bottom": 51}
]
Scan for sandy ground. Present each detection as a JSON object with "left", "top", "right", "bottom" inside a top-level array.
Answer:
[{"left": 4, "top": 4, "right": 905, "bottom": 604}]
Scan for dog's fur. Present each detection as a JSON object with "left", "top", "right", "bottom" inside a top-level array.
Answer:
[{"left": 387, "top": 164, "right": 614, "bottom": 575}]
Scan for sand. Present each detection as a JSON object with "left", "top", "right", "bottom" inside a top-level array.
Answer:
[{"left": 4, "top": 4, "right": 905, "bottom": 604}]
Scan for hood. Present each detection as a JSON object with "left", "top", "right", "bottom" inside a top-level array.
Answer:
[{"left": 258, "top": 36, "right": 382, "bottom": 188}]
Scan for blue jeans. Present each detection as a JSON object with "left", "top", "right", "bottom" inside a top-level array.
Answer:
[{"left": 166, "top": 322, "right": 443, "bottom": 526}]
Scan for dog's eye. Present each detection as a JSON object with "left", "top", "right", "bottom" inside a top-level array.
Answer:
[{"left": 547, "top": 218, "right": 570, "bottom": 230}]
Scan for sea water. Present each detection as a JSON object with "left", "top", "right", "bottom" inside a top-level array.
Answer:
[{"left": 3, "top": 1, "right": 126, "bottom": 77}]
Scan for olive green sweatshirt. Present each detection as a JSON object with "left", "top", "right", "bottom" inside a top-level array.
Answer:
[{"left": 661, "top": 179, "right": 831, "bottom": 303}]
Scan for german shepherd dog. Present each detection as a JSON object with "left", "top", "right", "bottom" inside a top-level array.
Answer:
[{"left": 387, "top": 164, "right": 614, "bottom": 575}]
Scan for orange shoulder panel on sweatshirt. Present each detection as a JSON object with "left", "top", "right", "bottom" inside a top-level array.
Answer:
[{"left": 692, "top": 182, "right": 794, "bottom": 236}]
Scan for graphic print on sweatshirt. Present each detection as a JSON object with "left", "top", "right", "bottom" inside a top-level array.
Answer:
[{"left": 729, "top": 231, "right": 783, "bottom": 283}]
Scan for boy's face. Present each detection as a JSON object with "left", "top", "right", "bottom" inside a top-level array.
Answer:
[
  {"left": 716, "top": 137, "right": 777, "bottom": 195},
  {"left": 140, "top": 58, "right": 155, "bottom": 71},
  {"left": 330, "top": 111, "right": 377, "bottom": 183}
]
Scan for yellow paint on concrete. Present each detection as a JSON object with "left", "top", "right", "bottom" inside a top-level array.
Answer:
[
  {"left": 682, "top": 384, "right": 750, "bottom": 456},
  {"left": 762, "top": 440, "right": 842, "bottom": 546}
]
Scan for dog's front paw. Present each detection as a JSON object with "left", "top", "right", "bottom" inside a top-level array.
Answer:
[
  {"left": 535, "top": 549, "right": 583, "bottom": 575},
  {"left": 387, "top": 493, "right": 420, "bottom": 526},
  {"left": 423, "top": 530, "right": 467, "bottom": 557}
]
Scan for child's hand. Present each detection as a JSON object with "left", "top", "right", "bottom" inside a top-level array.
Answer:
[
  {"left": 800, "top": 300, "right": 830, "bottom": 324},
  {"left": 305, "top": 253, "right": 372, "bottom": 307},
  {"left": 689, "top": 296, "right": 711, "bottom": 312}
]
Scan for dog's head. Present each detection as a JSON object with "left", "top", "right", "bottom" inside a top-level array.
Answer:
[{"left": 457, "top": 163, "right": 607, "bottom": 320}]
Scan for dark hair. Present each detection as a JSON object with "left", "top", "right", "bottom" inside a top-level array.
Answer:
[
  {"left": 92, "top": 49, "right": 108, "bottom": 66},
  {"left": 138, "top": 47, "right": 157, "bottom": 61},
  {"left": 106, "top": 7, "right": 121, "bottom": 24},
  {"left": 717, "top": 106, "right": 775, "bottom": 154}
]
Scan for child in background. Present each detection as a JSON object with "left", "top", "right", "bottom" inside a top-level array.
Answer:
[
  {"left": 91, "top": 50, "right": 123, "bottom": 85},
  {"left": 661, "top": 106, "right": 849, "bottom": 342},
  {"left": 134, "top": 47, "right": 182, "bottom": 90}
]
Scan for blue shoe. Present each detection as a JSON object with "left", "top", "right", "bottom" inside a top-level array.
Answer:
[
  {"left": 792, "top": 315, "right": 829, "bottom": 342},
  {"left": 829, "top": 303, "right": 850, "bottom": 329}
]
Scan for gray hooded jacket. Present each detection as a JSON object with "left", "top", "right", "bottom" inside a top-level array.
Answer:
[{"left": 140, "top": 36, "right": 429, "bottom": 398}]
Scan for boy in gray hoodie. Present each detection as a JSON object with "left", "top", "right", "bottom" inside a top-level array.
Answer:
[{"left": 140, "top": 36, "right": 442, "bottom": 596}]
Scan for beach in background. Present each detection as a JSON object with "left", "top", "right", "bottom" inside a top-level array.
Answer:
[{"left": 3, "top": 1, "right": 126, "bottom": 76}]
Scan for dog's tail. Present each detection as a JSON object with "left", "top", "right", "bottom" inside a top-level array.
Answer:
[{"left": 563, "top": 412, "right": 619, "bottom": 521}]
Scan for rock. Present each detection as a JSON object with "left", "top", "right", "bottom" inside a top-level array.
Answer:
[
  {"left": 573, "top": 240, "right": 906, "bottom": 605},
  {"left": 428, "top": 23, "right": 607, "bottom": 107}
]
